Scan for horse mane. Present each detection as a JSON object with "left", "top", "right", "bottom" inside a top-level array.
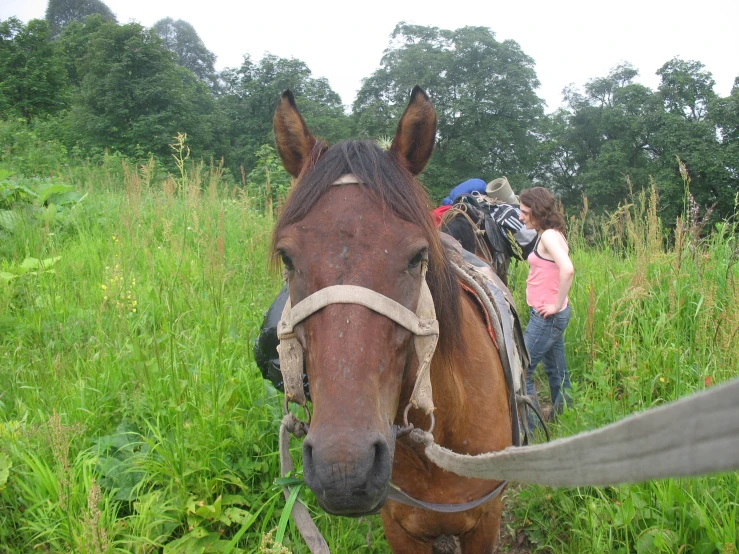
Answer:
[{"left": 272, "top": 140, "right": 464, "bottom": 364}]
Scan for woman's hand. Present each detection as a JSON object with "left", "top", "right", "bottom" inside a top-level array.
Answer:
[{"left": 536, "top": 304, "right": 559, "bottom": 318}]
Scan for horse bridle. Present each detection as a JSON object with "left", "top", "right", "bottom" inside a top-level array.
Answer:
[
  {"left": 276, "top": 174, "right": 440, "bottom": 418},
  {"left": 276, "top": 174, "right": 509, "bottom": 514}
]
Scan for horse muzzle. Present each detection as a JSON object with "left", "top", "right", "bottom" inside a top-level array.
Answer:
[{"left": 302, "top": 429, "right": 395, "bottom": 516}]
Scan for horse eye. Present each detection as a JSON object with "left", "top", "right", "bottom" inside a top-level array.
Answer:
[
  {"left": 279, "top": 252, "right": 294, "bottom": 271},
  {"left": 408, "top": 249, "right": 428, "bottom": 270}
]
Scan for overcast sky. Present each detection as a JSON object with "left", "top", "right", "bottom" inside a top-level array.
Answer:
[{"left": 3, "top": 0, "right": 737, "bottom": 112}]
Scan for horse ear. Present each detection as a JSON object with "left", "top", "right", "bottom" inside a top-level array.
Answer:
[
  {"left": 390, "top": 86, "right": 437, "bottom": 175},
  {"left": 273, "top": 90, "right": 318, "bottom": 178}
]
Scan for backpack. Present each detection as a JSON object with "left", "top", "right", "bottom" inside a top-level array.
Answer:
[
  {"left": 487, "top": 203, "right": 537, "bottom": 260},
  {"left": 451, "top": 194, "right": 536, "bottom": 261}
]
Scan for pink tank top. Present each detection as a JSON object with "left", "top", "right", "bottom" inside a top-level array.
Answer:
[{"left": 526, "top": 234, "right": 566, "bottom": 309}]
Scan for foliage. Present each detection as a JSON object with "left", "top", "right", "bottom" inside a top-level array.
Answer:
[
  {"left": 0, "top": 170, "right": 82, "bottom": 211},
  {"left": 0, "top": 134, "right": 737, "bottom": 552},
  {"left": 246, "top": 144, "right": 292, "bottom": 215},
  {"left": 0, "top": 256, "right": 62, "bottom": 285},
  {"left": 45, "top": 0, "right": 117, "bottom": 38},
  {"left": 65, "top": 20, "right": 217, "bottom": 162},
  {"left": 152, "top": 17, "right": 218, "bottom": 87},
  {"left": 0, "top": 18, "right": 69, "bottom": 120},
  {"left": 218, "top": 53, "right": 351, "bottom": 175},
  {"left": 0, "top": 118, "right": 72, "bottom": 178},
  {"left": 657, "top": 58, "right": 717, "bottom": 122},
  {"left": 547, "top": 60, "right": 737, "bottom": 222},
  {"left": 2, "top": 12, "right": 737, "bottom": 219},
  {"left": 353, "top": 23, "right": 545, "bottom": 200},
  {"left": 0, "top": 168, "right": 83, "bottom": 243}
]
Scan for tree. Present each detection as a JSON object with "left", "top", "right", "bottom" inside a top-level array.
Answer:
[
  {"left": 353, "top": 23, "right": 545, "bottom": 200},
  {"left": 657, "top": 58, "right": 716, "bottom": 122},
  {"left": 711, "top": 78, "right": 739, "bottom": 213},
  {"left": 542, "top": 64, "right": 665, "bottom": 211},
  {"left": 66, "top": 20, "right": 216, "bottom": 160},
  {"left": 650, "top": 59, "right": 732, "bottom": 219},
  {"left": 217, "top": 53, "right": 350, "bottom": 174},
  {"left": 712, "top": 77, "right": 739, "bottom": 146},
  {"left": 0, "top": 18, "right": 68, "bottom": 119},
  {"left": 543, "top": 60, "right": 734, "bottom": 221},
  {"left": 151, "top": 18, "right": 217, "bottom": 87},
  {"left": 537, "top": 108, "right": 583, "bottom": 207},
  {"left": 45, "top": 0, "right": 116, "bottom": 38}
]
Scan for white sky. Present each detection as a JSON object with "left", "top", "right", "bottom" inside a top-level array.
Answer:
[{"left": 2, "top": 0, "right": 738, "bottom": 112}]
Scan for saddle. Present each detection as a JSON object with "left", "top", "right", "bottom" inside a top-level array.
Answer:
[{"left": 440, "top": 232, "right": 530, "bottom": 446}]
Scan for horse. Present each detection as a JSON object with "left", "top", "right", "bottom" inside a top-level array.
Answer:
[
  {"left": 271, "top": 87, "right": 513, "bottom": 553},
  {"left": 440, "top": 196, "right": 513, "bottom": 286}
]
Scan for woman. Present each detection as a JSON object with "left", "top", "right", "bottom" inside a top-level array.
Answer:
[{"left": 518, "top": 187, "right": 574, "bottom": 430}]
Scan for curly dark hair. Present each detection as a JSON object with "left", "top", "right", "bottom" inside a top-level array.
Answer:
[{"left": 519, "top": 187, "right": 566, "bottom": 234}]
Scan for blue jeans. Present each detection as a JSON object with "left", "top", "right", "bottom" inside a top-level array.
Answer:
[{"left": 524, "top": 305, "right": 572, "bottom": 430}]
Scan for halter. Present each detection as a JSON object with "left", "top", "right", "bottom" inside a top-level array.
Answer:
[{"left": 276, "top": 174, "right": 440, "bottom": 416}]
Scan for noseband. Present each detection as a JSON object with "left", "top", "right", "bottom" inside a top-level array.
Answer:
[{"left": 276, "top": 174, "right": 439, "bottom": 416}]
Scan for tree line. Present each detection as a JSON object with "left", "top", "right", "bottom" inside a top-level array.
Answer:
[{"left": 1, "top": 1, "right": 738, "bottom": 221}]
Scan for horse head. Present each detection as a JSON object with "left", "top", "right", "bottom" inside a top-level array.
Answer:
[{"left": 271, "top": 88, "right": 459, "bottom": 516}]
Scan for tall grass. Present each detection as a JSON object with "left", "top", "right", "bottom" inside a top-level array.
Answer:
[
  {"left": 509, "top": 178, "right": 739, "bottom": 553},
  {"left": 1, "top": 141, "right": 737, "bottom": 553}
]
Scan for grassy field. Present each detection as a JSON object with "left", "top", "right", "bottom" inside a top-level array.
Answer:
[{"left": 1, "top": 148, "right": 738, "bottom": 553}]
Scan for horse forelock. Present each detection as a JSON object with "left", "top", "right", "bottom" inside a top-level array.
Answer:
[{"left": 272, "top": 139, "right": 464, "bottom": 365}]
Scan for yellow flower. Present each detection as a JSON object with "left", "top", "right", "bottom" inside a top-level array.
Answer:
[
  {"left": 132, "top": 308, "right": 137, "bottom": 313},
  {"left": 101, "top": 284, "right": 107, "bottom": 290},
  {"left": 659, "top": 377, "right": 665, "bottom": 383}
]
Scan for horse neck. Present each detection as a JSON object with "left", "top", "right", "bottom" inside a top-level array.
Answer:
[{"left": 417, "top": 290, "right": 510, "bottom": 451}]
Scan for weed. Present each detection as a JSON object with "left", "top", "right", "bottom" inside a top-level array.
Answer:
[{"left": 0, "top": 145, "right": 736, "bottom": 553}]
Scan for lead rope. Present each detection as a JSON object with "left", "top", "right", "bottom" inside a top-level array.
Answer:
[
  {"left": 407, "top": 377, "right": 739, "bottom": 487},
  {"left": 279, "top": 413, "right": 330, "bottom": 554}
]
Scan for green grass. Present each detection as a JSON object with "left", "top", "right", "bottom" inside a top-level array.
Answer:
[
  {"left": 506, "top": 184, "right": 739, "bottom": 553},
  {"left": 0, "top": 154, "right": 737, "bottom": 553}
]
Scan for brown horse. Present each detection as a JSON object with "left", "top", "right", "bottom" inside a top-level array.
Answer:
[{"left": 272, "top": 88, "right": 512, "bottom": 553}]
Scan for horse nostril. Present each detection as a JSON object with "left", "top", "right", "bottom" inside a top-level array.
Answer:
[
  {"left": 302, "top": 441, "right": 314, "bottom": 474},
  {"left": 369, "top": 437, "right": 391, "bottom": 486}
]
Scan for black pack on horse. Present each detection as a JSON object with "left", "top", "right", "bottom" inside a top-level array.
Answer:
[{"left": 440, "top": 193, "right": 536, "bottom": 286}]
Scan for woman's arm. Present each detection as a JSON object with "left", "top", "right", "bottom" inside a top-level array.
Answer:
[{"left": 538, "top": 229, "right": 575, "bottom": 317}]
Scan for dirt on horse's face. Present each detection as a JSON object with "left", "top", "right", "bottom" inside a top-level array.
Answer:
[
  {"left": 275, "top": 187, "right": 429, "bottom": 514},
  {"left": 272, "top": 88, "right": 438, "bottom": 516}
]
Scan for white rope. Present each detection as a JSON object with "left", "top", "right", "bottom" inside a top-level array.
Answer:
[
  {"left": 279, "top": 415, "right": 330, "bottom": 553},
  {"left": 409, "top": 377, "right": 739, "bottom": 487}
]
